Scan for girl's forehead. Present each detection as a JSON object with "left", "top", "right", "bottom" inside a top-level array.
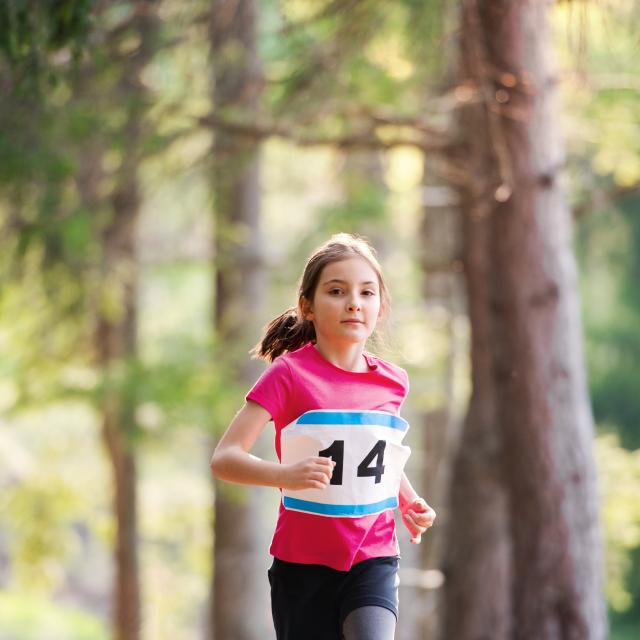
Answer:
[{"left": 319, "top": 257, "right": 379, "bottom": 283}]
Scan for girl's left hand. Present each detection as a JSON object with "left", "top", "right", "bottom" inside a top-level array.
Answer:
[{"left": 401, "top": 498, "right": 436, "bottom": 544}]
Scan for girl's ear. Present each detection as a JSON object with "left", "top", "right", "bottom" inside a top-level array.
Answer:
[{"left": 299, "top": 296, "right": 313, "bottom": 321}]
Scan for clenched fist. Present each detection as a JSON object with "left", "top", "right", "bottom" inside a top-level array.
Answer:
[{"left": 280, "top": 456, "right": 336, "bottom": 490}]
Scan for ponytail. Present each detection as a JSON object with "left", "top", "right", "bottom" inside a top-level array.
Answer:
[{"left": 249, "top": 306, "right": 316, "bottom": 362}]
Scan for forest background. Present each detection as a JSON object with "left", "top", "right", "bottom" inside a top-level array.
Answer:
[{"left": 1, "top": 0, "right": 640, "bottom": 639}]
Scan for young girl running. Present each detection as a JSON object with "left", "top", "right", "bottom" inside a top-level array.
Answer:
[{"left": 211, "top": 233, "right": 436, "bottom": 640}]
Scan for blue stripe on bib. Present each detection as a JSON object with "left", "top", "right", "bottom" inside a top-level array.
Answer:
[
  {"left": 295, "top": 411, "right": 408, "bottom": 432},
  {"left": 282, "top": 495, "right": 398, "bottom": 516}
]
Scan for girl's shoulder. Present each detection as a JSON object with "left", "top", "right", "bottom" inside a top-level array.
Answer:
[{"left": 365, "top": 351, "right": 409, "bottom": 387}]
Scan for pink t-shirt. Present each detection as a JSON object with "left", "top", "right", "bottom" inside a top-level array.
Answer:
[{"left": 245, "top": 341, "right": 409, "bottom": 571}]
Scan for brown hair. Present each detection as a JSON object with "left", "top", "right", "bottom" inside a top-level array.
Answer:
[{"left": 250, "top": 233, "right": 391, "bottom": 362}]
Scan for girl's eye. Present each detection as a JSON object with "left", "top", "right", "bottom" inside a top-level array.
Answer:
[
  {"left": 363, "top": 290, "right": 375, "bottom": 296},
  {"left": 329, "top": 289, "right": 343, "bottom": 295}
]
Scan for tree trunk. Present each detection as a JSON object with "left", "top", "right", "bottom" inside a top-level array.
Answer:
[
  {"left": 96, "top": 177, "right": 141, "bottom": 640},
  {"left": 441, "top": 5, "right": 514, "bottom": 633},
  {"left": 93, "top": 4, "right": 157, "bottom": 638},
  {"left": 208, "top": 1, "right": 269, "bottom": 638},
  {"left": 443, "top": 196, "right": 512, "bottom": 640},
  {"left": 444, "top": 1, "right": 606, "bottom": 638}
]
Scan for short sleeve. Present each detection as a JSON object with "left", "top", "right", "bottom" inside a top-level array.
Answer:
[
  {"left": 401, "top": 367, "right": 410, "bottom": 395},
  {"left": 245, "top": 357, "right": 292, "bottom": 423},
  {"left": 397, "top": 366, "right": 410, "bottom": 411}
]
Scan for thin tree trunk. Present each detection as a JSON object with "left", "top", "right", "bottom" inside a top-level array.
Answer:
[
  {"left": 96, "top": 179, "right": 141, "bottom": 640},
  {"left": 444, "top": 1, "right": 606, "bottom": 638},
  {"left": 82, "top": 111, "right": 142, "bottom": 640},
  {"left": 92, "top": 4, "right": 157, "bottom": 638},
  {"left": 208, "top": 1, "right": 268, "bottom": 638}
]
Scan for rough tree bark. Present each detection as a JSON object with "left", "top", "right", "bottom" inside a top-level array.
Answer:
[
  {"left": 208, "top": 1, "right": 269, "bottom": 638},
  {"left": 444, "top": 1, "right": 606, "bottom": 639}
]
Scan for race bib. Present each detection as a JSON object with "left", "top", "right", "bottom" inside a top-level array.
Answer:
[{"left": 281, "top": 410, "right": 411, "bottom": 517}]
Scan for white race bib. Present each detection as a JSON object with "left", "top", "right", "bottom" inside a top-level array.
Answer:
[{"left": 281, "top": 410, "right": 411, "bottom": 517}]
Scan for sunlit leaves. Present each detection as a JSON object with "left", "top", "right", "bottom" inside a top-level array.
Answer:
[
  {"left": 553, "top": 1, "right": 640, "bottom": 193},
  {"left": 0, "top": 591, "right": 108, "bottom": 639},
  {"left": 596, "top": 434, "right": 640, "bottom": 613},
  {"left": 260, "top": 0, "right": 448, "bottom": 127}
]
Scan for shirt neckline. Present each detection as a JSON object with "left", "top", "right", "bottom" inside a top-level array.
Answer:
[{"left": 306, "top": 342, "right": 378, "bottom": 375}]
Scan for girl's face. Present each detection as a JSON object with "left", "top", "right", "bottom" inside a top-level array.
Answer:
[{"left": 302, "top": 257, "right": 383, "bottom": 346}]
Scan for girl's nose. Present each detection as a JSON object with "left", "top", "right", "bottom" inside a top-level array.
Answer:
[{"left": 348, "top": 299, "right": 361, "bottom": 311}]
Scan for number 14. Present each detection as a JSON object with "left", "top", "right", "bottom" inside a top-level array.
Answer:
[{"left": 318, "top": 440, "right": 387, "bottom": 485}]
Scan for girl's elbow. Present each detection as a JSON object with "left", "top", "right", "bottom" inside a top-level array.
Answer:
[{"left": 210, "top": 451, "right": 225, "bottom": 478}]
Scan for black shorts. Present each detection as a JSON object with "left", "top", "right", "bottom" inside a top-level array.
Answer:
[{"left": 267, "top": 555, "right": 399, "bottom": 640}]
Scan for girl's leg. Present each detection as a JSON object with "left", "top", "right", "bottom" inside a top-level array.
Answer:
[{"left": 342, "top": 605, "right": 396, "bottom": 640}]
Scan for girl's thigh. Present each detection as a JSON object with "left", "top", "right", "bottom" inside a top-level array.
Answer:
[
  {"left": 342, "top": 605, "right": 396, "bottom": 640},
  {"left": 268, "top": 558, "right": 341, "bottom": 639},
  {"left": 268, "top": 555, "right": 399, "bottom": 640}
]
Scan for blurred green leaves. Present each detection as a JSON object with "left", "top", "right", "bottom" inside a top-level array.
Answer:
[
  {"left": 0, "top": 591, "right": 108, "bottom": 640},
  {"left": 0, "top": 0, "right": 93, "bottom": 90},
  {"left": 596, "top": 434, "right": 640, "bottom": 613}
]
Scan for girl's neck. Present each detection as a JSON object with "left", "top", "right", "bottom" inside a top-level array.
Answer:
[{"left": 312, "top": 340, "right": 370, "bottom": 373}]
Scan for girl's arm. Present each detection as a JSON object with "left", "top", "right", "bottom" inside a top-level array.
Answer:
[
  {"left": 399, "top": 472, "right": 436, "bottom": 544},
  {"left": 210, "top": 400, "right": 334, "bottom": 490}
]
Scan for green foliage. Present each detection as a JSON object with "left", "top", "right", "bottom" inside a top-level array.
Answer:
[
  {"left": 0, "top": 0, "right": 93, "bottom": 91},
  {"left": 4, "top": 480, "right": 82, "bottom": 589},
  {"left": 0, "top": 250, "right": 90, "bottom": 414},
  {"left": 317, "top": 158, "right": 387, "bottom": 235},
  {"left": 555, "top": 2, "right": 640, "bottom": 191},
  {"left": 579, "top": 205, "right": 640, "bottom": 627},
  {"left": 259, "top": 0, "right": 449, "bottom": 129},
  {"left": 579, "top": 202, "right": 640, "bottom": 450},
  {"left": 0, "top": 400, "right": 110, "bottom": 594},
  {"left": 0, "top": 591, "right": 107, "bottom": 640},
  {"left": 596, "top": 434, "right": 640, "bottom": 614},
  {"left": 611, "top": 621, "right": 640, "bottom": 640}
]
